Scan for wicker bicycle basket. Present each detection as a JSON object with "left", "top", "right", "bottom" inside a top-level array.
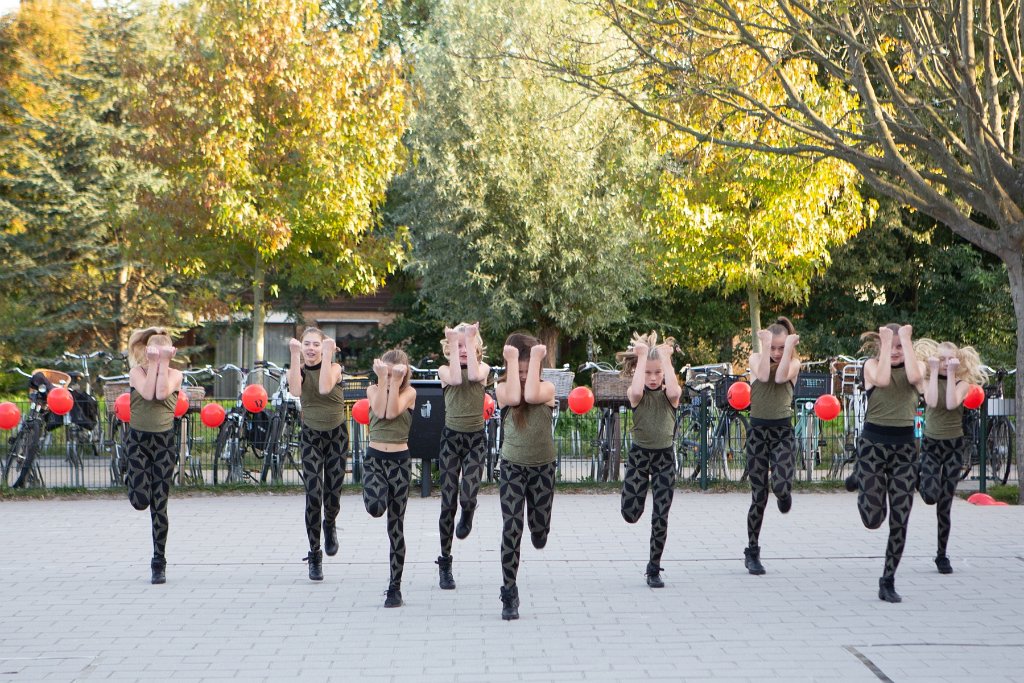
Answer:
[
  {"left": 592, "top": 370, "right": 631, "bottom": 407},
  {"left": 542, "top": 369, "right": 575, "bottom": 400},
  {"left": 102, "top": 381, "right": 131, "bottom": 406}
]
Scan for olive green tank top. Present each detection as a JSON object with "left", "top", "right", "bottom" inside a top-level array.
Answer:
[
  {"left": 631, "top": 388, "right": 675, "bottom": 450},
  {"left": 501, "top": 403, "right": 556, "bottom": 466},
  {"left": 865, "top": 365, "right": 918, "bottom": 427},
  {"left": 369, "top": 407, "right": 413, "bottom": 444},
  {"left": 300, "top": 363, "right": 346, "bottom": 431},
  {"left": 129, "top": 388, "right": 177, "bottom": 433},
  {"left": 444, "top": 369, "right": 485, "bottom": 433},
  {"left": 924, "top": 376, "right": 964, "bottom": 439},
  {"left": 749, "top": 364, "right": 794, "bottom": 420}
]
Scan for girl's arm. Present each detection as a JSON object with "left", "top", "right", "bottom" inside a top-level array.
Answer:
[
  {"left": 775, "top": 334, "right": 800, "bottom": 384},
  {"left": 396, "top": 386, "right": 417, "bottom": 414},
  {"left": 899, "top": 326, "right": 926, "bottom": 388},
  {"left": 496, "top": 346, "right": 521, "bottom": 408},
  {"left": 384, "top": 364, "right": 408, "bottom": 418},
  {"left": 439, "top": 327, "right": 460, "bottom": 388},
  {"left": 524, "top": 344, "right": 555, "bottom": 405},
  {"left": 751, "top": 329, "right": 772, "bottom": 383},
  {"left": 924, "top": 357, "right": 940, "bottom": 408},
  {"left": 626, "top": 342, "right": 650, "bottom": 407},
  {"left": 130, "top": 365, "right": 156, "bottom": 401},
  {"left": 318, "top": 339, "right": 340, "bottom": 395},
  {"left": 368, "top": 359, "right": 390, "bottom": 418},
  {"left": 864, "top": 327, "right": 894, "bottom": 389},
  {"left": 464, "top": 323, "right": 485, "bottom": 383},
  {"left": 154, "top": 346, "right": 178, "bottom": 401},
  {"left": 287, "top": 338, "right": 303, "bottom": 398},
  {"left": 658, "top": 344, "right": 682, "bottom": 407},
  {"left": 946, "top": 357, "right": 970, "bottom": 410}
]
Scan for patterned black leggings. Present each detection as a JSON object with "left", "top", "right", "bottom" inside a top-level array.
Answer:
[
  {"left": 919, "top": 436, "right": 964, "bottom": 558},
  {"left": 854, "top": 436, "right": 918, "bottom": 578},
  {"left": 300, "top": 423, "right": 348, "bottom": 553},
  {"left": 362, "top": 453, "right": 411, "bottom": 587},
  {"left": 499, "top": 460, "right": 556, "bottom": 589},
  {"left": 745, "top": 424, "right": 795, "bottom": 547},
  {"left": 125, "top": 428, "right": 176, "bottom": 560},
  {"left": 621, "top": 445, "right": 676, "bottom": 567},
  {"left": 438, "top": 426, "right": 487, "bottom": 556}
]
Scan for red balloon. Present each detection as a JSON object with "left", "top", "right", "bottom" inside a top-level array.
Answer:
[
  {"left": 967, "top": 492, "right": 996, "bottom": 506},
  {"left": 200, "top": 402, "right": 226, "bottom": 428},
  {"left": 174, "top": 393, "right": 189, "bottom": 418},
  {"left": 241, "top": 384, "right": 268, "bottom": 413},
  {"left": 114, "top": 392, "right": 131, "bottom": 422},
  {"left": 352, "top": 398, "right": 370, "bottom": 426},
  {"left": 568, "top": 386, "right": 595, "bottom": 415},
  {"left": 814, "top": 394, "right": 842, "bottom": 421},
  {"left": 47, "top": 387, "right": 74, "bottom": 416},
  {"left": 483, "top": 394, "right": 496, "bottom": 420},
  {"left": 963, "top": 384, "right": 984, "bottom": 410},
  {"left": 727, "top": 381, "right": 751, "bottom": 410},
  {"left": 0, "top": 402, "right": 21, "bottom": 430}
]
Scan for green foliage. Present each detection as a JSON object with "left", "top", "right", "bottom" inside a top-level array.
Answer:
[{"left": 391, "top": 0, "right": 657, "bottom": 360}]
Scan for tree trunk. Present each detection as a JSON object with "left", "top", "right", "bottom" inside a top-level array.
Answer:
[
  {"left": 747, "top": 280, "right": 762, "bottom": 353},
  {"left": 252, "top": 255, "right": 266, "bottom": 365},
  {"left": 1004, "top": 250, "right": 1024, "bottom": 504},
  {"left": 537, "top": 324, "right": 559, "bottom": 369}
]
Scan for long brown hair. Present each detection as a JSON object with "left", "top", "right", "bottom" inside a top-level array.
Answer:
[
  {"left": 764, "top": 316, "right": 799, "bottom": 362},
  {"left": 500, "top": 332, "right": 540, "bottom": 429},
  {"left": 381, "top": 349, "right": 411, "bottom": 392},
  {"left": 127, "top": 327, "right": 173, "bottom": 369}
]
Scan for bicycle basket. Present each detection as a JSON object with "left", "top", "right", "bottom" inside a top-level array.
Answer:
[
  {"left": 592, "top": 371, "right": 630, "bottom": 407},
  {"left": 341, "top": 376, "right": 371, "bottom": 401},
  {"left": 794, "top": 372, "right": 831, "bottom": 400},
  {"left": 69, "top": 389, "right": 99, "bottom": 429},
  {"left": 714, "top": 377, "right": 740, "bottom": 410},
  {"left": 102, "top": 381, "right": 131, "bottom": 410},
  {"left": 541, "top": 369, "right": 574, "bottom": 400}
]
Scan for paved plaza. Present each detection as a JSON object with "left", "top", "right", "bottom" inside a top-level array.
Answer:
[{"left": 1, "top": 489, "right": 1022, "bottom": 682}]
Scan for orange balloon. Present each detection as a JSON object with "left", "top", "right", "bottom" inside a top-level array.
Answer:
[
  {"left": 241, "top": 384, "right": 268, "bottom": 413},
  {"left": 727, "top": 381, "right": 751, "bottom": 410},
  {"left": 114, "top": 392, "right": 131, "bottom": 422},
  {"left": 47, "top": 387, "right": 74, "bottom": 416},
  {"left": 200, "top": 402, "right": 226, "bottom": 428},
  {"left": 568, "top": 386, "right": 595, "bottom": 415},
  {"left": 352, "top": 398, "right": 370, "bottom": 425},
  {"left": 963, "top": 384, "right": 984, "bottom": 410},
  {"left": 0, "top": 402, "right": 21, "bottom": 430},
  {"left": 967, "top": 492, "right": 995, "bottom": 505}
]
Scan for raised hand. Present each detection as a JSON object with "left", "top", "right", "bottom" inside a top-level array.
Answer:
[
  {"left": 373, "top": 358, "right": 389, "bottom": 381},
  {"left": 288, "top": 338, "right": 302, "bottom": 355},
  {"left": 632, "top": 341, "right": 650, "bottom": 359},
  {"left": 757, "top": 329, "right": 772, "bottom": 347},
  {"left": 785, "top": 334, "right": 800, "bottom": 348},
  {"left": 898, "top": 324, "right": 913, "bottom": 339},
  {"left": 390, "top": 364, "right": 408, "bottom": 381},
  {"left": 146, "top": 346, "right": 160, "bottom": 362},
  {"left": 157, "top": 345, "right": 176, "bottom": 360},
  {"left": 466, "top": 322, "right": 480, "bottom": 338},
  {"left": 655, "top": 342, "right": 674, "bottom": 358},
  {"left": 322, "top": 337, "right": 337, "bottom": 359},
  {"left": 530, "top": 344, "right": 547, "bottom": 361},
  {"left": 503, "top": 345, "right": 519, "bottom": 363},
  {"left": 946, "top": 357, "right": 960, "bottom": 373},
  {"left": 928, "top": 356, "right": 940, "bottom": 369},
  {"left": 879, "top": 326, "right": 894, "bottom": 345}
]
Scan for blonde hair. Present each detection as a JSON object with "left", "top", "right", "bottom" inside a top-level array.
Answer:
[
  {"left": 917, "top": 338, "right": 988, "bottom": 385},
  {"left": 615, "top": 331, "right": 677, "bottom": 378},
  {"left": 380, "top": 349, "right": 412, "bottom": 392},
  {"left": 301, "top": 327, "right": 327, "bottom": 341},
  {"left": 127, "top": 327, "right": 173, "bottom": 369},
  {"left": 440, "top": 322, "right": 486, "bottom": 362}
]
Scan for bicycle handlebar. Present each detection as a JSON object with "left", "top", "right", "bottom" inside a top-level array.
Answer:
[
  {"left": 63, "top": 350, "right": 108, "bottom": 360},
  {"left": 98, "top": 373, "right": 130, "bottom": 382}
]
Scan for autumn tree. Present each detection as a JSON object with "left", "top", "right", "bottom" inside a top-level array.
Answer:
[
  {"left": 391, "top": 0, "right": 656, "bottom": 364},
  {"left": 127, "top": 0, "right": 409, "bottom": 362}
]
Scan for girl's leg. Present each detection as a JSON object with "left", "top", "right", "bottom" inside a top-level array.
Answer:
[
  {"left": 621, "top": 445, "right": 651, "bottom": 524},
  {"left": 918, "top": 437, "right": 942, "bottom": 505},
  {"left": 857, "top": 437, "right": 889, "bottom": 530},
  {"left": 457, "top": 430, "right": 488, "bottom": 533},
  {"left": 525, "top": 462, "right": 557, "bottom": 550},
  {"left": 322, "top": 424, "right": 348, "bottom": 556},
  {"left": 745, "top": 426, "right": 770, "bottom": 547},
  {"left": 437, "top": 427, "right": 461, "bottom": 557},
  {"left": 499, "top": 461, "right": 528, "bottom": 589},
  {"left": 147, "top": 429, "right": 177, "bottom": 560},
  {"left": 883, "top": 441, "right": 918, "bottom": 579},
  {"left": 768, "top": 425, "right": 796, "bottom": 511},
  {"left": 125, "top": 429, "right": 152, "bottom": 511},
  {"left": 362, "top": 455, "right": 387, "bottom": 518},
  {"left": 300, "top": 427, "right": 326, "bottom": 552},
  {"left": 385, "top": 458, "right": 412, "bottom": 589},
  {"left": 936, "top": 437, "right": 964, "bottom": 565},
  {"left": 648, "top": 449, "right": 676, "bottom": 571}
]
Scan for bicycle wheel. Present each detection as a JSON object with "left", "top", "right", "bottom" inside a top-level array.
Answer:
[
  {"left": 960, "top": 412, "right": 980, "bottom": 480},
  {"left": 721, "top": 412, "right": 749, "bottom": 481},
  {"left": 674, "top": 407, "right": 700, "bottom": 478},
  {"left": 66, "top": 431, "right": 84, "bottom": 488},
  {"left": 109, "top": 420, "right": 128, "bottom": 487},
  {"left": 2, "top": 433, "right": 24, "bottom": 488},
  {"left": 260, "top": 414, "right": 283, "bottom": 484},
  {"left": 11, "top": 420, "right": 43, "bottom": 489},
  {"left": 986, "top": 418, "right": 1013, "bottom": 486},
  {"left": 212, "top": 420, "right": 233, "bottom": 485}
]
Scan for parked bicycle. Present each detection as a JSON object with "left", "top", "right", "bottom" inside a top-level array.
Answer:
[
  {"left": 577, "top": 360, "right": 629, "bottom": 483},
  {"left": 258, "top": 360, "right": 304, "bottom": 485},
  {"left": 792, "top": 360, "right": 832, "bottom": 481},
  {"left": 825, "top": 355, "right": 869, "bottom": 481},
  {"left": 212, "top": 363, "right": 268, "bottom": 485},
  {"left": 675, "top": 365, "right": 751, "bottom": 482},
  {"left": 172, "top": 367, "right": 214, "bottom": 486},
  {"left": 961, "top": 366, "right": 1017, "bottom": 485},
  {"left": 0, "top": 369, "right": 55, "bottom": 489},
  {"left": 98, "top": 372, "right": 131, "bottom": 486}
]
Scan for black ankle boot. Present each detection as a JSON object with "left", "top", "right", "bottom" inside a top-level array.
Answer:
[
  {"left": 530, "top": 531, "right": 547, "bottom": 549},
  {"left": 777, "top": 494, "right": 792, "bottom": 514},
  {"left": 878, "top": 576, "right": 902, "bottom": 603},
  {"left": 645, "top": 562, "right": 664, "bottom": 588},
  {"left": 500, "top": 585, "right": 520, "bottom": 620},
  {"left": 744, "top": 546, "right": 766, "bottom": 575},
  {"left": 436, "top": 555, "right": 456, "bottom": 590},
  {"left": 384, "top": 583, "right": 403, "bottom": 608},
  {"left": 935, "top": 555, "right": 953, "bottom": 574},
  {"left": 323, "top": 521, "right": 339, "bottom": 557},
  {"left": 455, "top": 508, "right": 475, "bottom": 540},
  {"left": 844, "top": 473, "right": 858, "bottom": 492},
  {"left": 150, "top": 556, "right": 166, "bottom": 585},
  {"left": 304, "top": 549, "right": 323, "bottom": 581}
]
